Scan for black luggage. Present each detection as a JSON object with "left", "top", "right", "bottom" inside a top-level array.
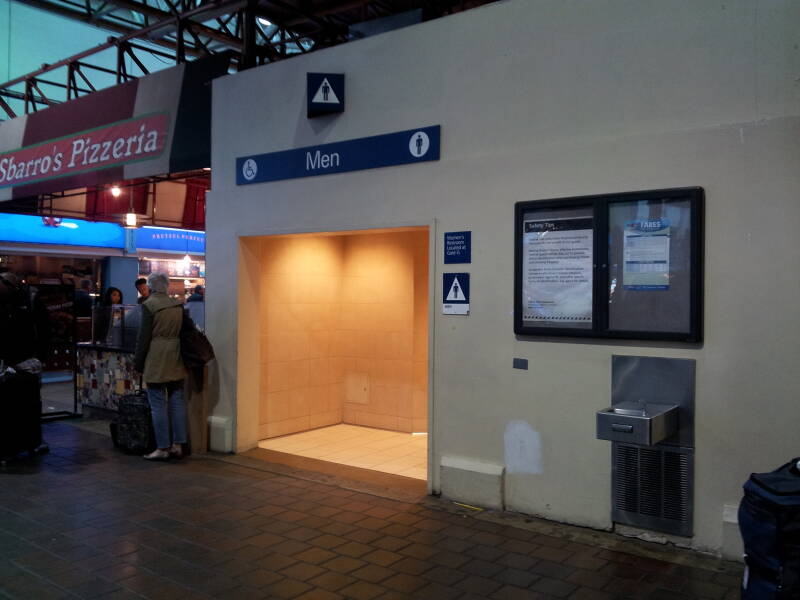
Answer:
[
  {"left": 113, "top": 392, "right": 156, "bottom": 455},
  {"left": 739, "top": 458, "right": 800, "bottom": 599},
  {"left": 0, "top": 370, "right": 43, "bottom": 463}
]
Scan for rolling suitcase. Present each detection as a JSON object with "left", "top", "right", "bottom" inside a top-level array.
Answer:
[
  {"left": 0, "top": 370, "right": 44, "bottom": 464},
  {"left": 739, "top": 458, "right": 800, "bottom": 599},
  {"left": 113, "top": 392, "right": 156, "bottom": 455}
]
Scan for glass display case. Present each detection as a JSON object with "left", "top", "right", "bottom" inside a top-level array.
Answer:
[{"left": 89, "top": 304, "right": 143, "bottom": 351}]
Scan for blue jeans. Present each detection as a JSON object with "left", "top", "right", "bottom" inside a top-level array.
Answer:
[{"left": 147, "top": 380, "right": 187, "bottom": 449}]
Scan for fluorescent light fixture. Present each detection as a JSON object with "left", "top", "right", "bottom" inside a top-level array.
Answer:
[
  {"left": 142, "top": 225, "right": 201, "bottom": 232},
  {"left": 257, "top": 17, "right": 272, "bottom": 26}
]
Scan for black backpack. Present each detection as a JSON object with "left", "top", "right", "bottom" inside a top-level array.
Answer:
[
  {"left": 739, "top": 458, "right": 800, "bottom": 599},
  {"left": 153, "top": 304, "right": 215, "bottom": 367},
  {"left": 180, "top": 310, "right": 214, "bottom": 367}
]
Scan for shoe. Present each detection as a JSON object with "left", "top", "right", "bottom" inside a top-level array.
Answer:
[
  {"left": 168, "top": 444, "right": 183, "bottom": 459},
  {"left": 143, "top": 449, "right": 170, "bottom": 460}
]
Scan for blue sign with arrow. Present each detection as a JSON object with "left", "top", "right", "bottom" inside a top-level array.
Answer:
[{"left": 236, "top": 125, "right": 440, "bottom": 185}]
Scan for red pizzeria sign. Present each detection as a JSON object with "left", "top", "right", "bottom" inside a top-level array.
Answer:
[{"left": 0, "top": 112, "right": 169, "bottom": 188}]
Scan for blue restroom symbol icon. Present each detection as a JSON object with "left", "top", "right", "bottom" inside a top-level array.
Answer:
[
  {"left": 242, "top": 159, "right": 258, "bottom": 181},
  {"left": 409, "top": 131, "right": 430, "bottom": 158}
]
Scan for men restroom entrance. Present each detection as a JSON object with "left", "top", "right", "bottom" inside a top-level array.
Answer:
[{"left": 254, "top": 227, "right": 429, "bottom": 480}]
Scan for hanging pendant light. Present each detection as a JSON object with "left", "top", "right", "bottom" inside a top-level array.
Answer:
[
  {"left": 116, "top": 184, "right": 139, "bottom": 229},
  {"left": 124, "top": 212, "right": 138, "bottom": 228}
]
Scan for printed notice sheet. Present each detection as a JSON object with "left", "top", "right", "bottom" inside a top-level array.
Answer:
[
  {"left": 623, "top": 219, "right": 670, "bottom": 290},
  {"left": 522, "top": 217, "right": 593, "bottom": 323}
]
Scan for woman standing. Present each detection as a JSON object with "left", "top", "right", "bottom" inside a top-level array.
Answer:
[
  {"left": 97, "top": 286, "right": 124, "bottom": 346},
  {"left": 134, "top": 272, "right": 186, "bottom": 460}
]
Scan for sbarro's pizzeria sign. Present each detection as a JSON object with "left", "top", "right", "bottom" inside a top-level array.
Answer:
[{"left": 0, "top": 112, "right": 168, "bottom": 188}]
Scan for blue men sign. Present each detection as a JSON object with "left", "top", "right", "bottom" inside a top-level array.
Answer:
[
  {"left": 443, "top": 273, "right": 470, "bottom": 315},
  {"left": 307, "top": 73, "right": 345, "bottom": 118},
  {"left": 236, "top": 125, "right": 440, "bottom": 185}
]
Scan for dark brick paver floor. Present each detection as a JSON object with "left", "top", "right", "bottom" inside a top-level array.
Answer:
[{"left": 0, "top": 423, "right": 742, "bottom": 599}]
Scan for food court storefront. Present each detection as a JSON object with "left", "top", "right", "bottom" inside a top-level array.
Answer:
[
  {"left": 0, "top": 57, "right": 220, "bottom": 421},
  {"left": 0, "top": 211, "right": 205, "bottom": 416}
]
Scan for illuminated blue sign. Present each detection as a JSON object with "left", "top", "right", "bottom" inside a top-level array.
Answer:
[
  {"left": 0, "top": 215, "right": 205, "bottom": 254},
  {"left": 135, "top": 227, "right": 205, "bottom": 254},
  {"left": 0, "top": 213, "right": 125, "bottom": 248}
]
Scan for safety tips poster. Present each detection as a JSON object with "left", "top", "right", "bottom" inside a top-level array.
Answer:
[
  {"left": 521, "top": 218, "right": 593, "bottom": 324},
  {"left": 623, "top": 219, "right": 671, "bottom": 290}
]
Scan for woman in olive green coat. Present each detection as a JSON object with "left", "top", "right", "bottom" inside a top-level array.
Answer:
[{"left": 134, "top": 272, "right": 187, "bottom": 460}]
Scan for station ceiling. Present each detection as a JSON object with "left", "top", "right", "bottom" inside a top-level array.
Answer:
[
  {"left": 2, "top": 0, "right": 497, "bottom": 117},
  {"left": 0, "top": 0, "right": 497, "bottom": 225}
]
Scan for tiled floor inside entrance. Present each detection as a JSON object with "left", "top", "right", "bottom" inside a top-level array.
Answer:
[{"left": 258, "top": 424, "right": 427, "bottom": 480}]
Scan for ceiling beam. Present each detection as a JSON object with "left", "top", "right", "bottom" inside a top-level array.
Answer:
[
  {"left": 101, "top": 0, "right": 245, "bottom": 49},
  {"left": 10, "top": 0, "right": 208, "bottom": 59}
]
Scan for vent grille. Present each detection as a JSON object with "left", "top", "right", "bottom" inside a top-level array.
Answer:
[
  {"left": 615, "top": 445, "right": 639, "bottom": 512},
  {"left": 663, "top": 451, "right": 691, "bottom": 522},
  {"left": 613, "top": 444, "right": 693, "bottom": 536}
]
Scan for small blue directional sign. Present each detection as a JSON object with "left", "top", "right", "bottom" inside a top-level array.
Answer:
[
  {"left": 443, "top": 273, "right": 470, "bottom": 315},
  {"left": 307, "top": 73, "right": 345, "bottom": 118},
  {"left": 237, "top": 125, "right": 440, "bottom": 185},
  {"left": 444, "top": 231, "right": 471, "bottom": 264}
]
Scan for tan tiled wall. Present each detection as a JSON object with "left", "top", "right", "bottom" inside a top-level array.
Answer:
[
  {"left": 259, "top": 230, "right": 428, "bottom": 439},
  {"left": 259, "top": 235, "right": 344, "bottom": 439}
]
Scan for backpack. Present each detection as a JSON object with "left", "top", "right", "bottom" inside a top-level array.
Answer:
[
  {"left": 738, "top": 458, "right": 800, "bottom": 599},
  {"left": 153, "top": 303, "right": 214, "bottom": 367},
  {"left": 180, "top": 310, "right": 214, "bottom": 367}
]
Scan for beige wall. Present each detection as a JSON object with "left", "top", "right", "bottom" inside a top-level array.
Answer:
[
  {"left": 210, "top": 0, "right": 800, "bottom": 555},
  {"left": 259, "top": 235, "right": 344, "bottom": 438},
  {"left": 339, "top": 231, "right": 428, "bottom": 432},
  {"left": 258, "top": 230, "right": 428, "bottom": 438}
]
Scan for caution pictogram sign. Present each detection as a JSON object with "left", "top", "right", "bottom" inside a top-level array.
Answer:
[
  {"left": 443, "top": 273, "right": 470, "bottom": 315},
  {"left": 307, "top": 73, "right": 345, "bottom": 118},
  {"left": 312, "top": 78, "right": 340, "bottom": 104}
]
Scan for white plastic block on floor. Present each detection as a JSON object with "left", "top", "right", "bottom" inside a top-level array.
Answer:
[
  {"left": 209, "top": 416, "right": 233, "bottom": 453},
  {"left": 440, "top": 455, "right": 505, "bottom": 510}
]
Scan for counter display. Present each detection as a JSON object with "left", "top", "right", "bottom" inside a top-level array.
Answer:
[
  {"left": 76, "top": 344, "right": 141, "bottom": 413},
  {"left": 76, "top": 304, "right": 142, "bottom": 413}
]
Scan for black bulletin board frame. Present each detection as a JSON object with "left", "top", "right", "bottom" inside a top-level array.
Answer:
[{"left": 514, "top": 187, "right": 704, "bottom": 342}]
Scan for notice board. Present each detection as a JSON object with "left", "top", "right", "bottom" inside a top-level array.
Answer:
[{"left": 514, "top": 188, "right": 703, "bottom": 342}]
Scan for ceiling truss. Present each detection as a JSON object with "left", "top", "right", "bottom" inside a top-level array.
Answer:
[{"left": 1, "top": 0, "right": 496, "bottom": 119}]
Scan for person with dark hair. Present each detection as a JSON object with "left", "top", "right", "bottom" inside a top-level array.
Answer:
[
  {"left": 0, "top": 271, "right": 50, "bottom": 458},
  {"left": 135, "top": 278, "right": 150, "bottom": 304},
  {"left": 0, "top": 272, "right": 50, "bottom": 370},
  {"left": 101, "top": 287, "right": 123, "bottom": 307},
  {"left": 96, "top": 286, "right": 124, "bottom": 345},
  {"left": 135, "top": 272, "right": 187, "bottom": 460},
  {"left": 187, "top": 285, "right": 204, "bottom": 302}
]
